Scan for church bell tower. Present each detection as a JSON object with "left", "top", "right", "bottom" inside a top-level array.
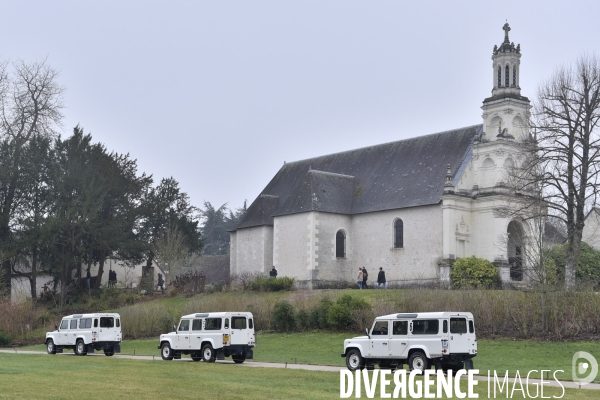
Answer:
[{"left": 481, "top": 23, "right": 531, "bottom": 141}]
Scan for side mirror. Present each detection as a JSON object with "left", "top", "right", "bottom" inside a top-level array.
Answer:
[
  {"left": 55, "top": 325, "right": 58, "bottom": 331},
  {"left": 173, "top": 325, "right": 177, "bottom": 333},
  {"left": 366, "top": 328, "right": 370, "bottom": 339}
]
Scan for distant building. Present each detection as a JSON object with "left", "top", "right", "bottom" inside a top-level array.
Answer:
[{"left": 230, "top": 24, "right": 533, "bottom": 287}]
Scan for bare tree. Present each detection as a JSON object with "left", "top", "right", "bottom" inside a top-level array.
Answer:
[
  {"left": 0, "top": 59, "right": 65, "bottom": 296},
  {"left": 152, "top": 224, "right": 190, "bottom": 284},
  {"left": 501, "top": 55, "right": 600, "bottom": 290}
]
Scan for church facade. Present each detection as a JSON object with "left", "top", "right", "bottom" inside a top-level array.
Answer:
[{"left": 230, "top": 24, "right": 531, "bottom": 287}]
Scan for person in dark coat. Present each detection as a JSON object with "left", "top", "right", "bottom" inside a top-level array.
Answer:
[
  {"left": 269, "top": 266, "right": 278, "bottom": 278},
  {"left": 86, "top": 268, "right": 91, "bottom": 289},
  {"left": 362, "top": 266, "right": 369, "bottom": 289},
  {"left": 377, "top": 267, "right": 387, "bottom": 289}
]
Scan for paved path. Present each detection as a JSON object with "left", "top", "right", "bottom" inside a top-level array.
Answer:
[{"left": 2, "top": 349, "right": 599, "bottom": 391}]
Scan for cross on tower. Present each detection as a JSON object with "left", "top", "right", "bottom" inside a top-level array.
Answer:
[{"left": 503, "top": 22, "right": 511, "bottom": 43}]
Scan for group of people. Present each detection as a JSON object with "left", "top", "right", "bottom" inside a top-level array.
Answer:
[
  {"left": 108, "top": 269, "right": 118, "bottom": 288},
  {"left": 357, "top": 266, "right": 387, "bottom": 289}
]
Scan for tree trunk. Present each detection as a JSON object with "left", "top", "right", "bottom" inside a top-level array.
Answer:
[{"left": 95, "top": 255, "right": 105, "bottom": 289}]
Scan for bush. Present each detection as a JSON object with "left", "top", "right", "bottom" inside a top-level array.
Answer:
[
  {"left": 451, "top": 256, "right": 499, "bottom": 289},
  {"left": 0, "top": 331, "right": 14, "bottom": 346},
  {"left": 547, "top": 241, "right": 600, "bottom": 288},
  {"left": 272, "top": 301, "right": 296, "bottom": 332},
  {"left": 309, "top": 298, "right": 333, "bottom": 329},
  {"left": 327, "top": 294, "right": 372, "bottom": 330},
  {"left": 295, "top": 309, "right": 310, "bottom": 331},
  {"left": 249, "top": 276, "right": 295, "bottom": 292}
]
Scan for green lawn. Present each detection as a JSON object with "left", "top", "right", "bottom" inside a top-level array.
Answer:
[
  {"left": 19, "top": 333, "right": 600, "bottom": 383},
  {"left": 0, "top": 353, "right": 596, "bottom": 399}
]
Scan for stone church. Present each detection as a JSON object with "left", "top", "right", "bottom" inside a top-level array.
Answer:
[{"left": 230, "top": 24, "right": 531, "bottom": 287}]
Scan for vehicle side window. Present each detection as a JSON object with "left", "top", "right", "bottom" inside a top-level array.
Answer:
[
  {"left": 392, "top": 321, "right": 407, "bottom": 335},
  {"left": 116, "top": 319, "right": 120, "bottom": 328},
  {"left": 205, "top": 318, "right": 222, "bottom": 331},
  {"left": 70, "top": 319, "right": 78, "bottom": 329},
  {"left": 60, "top": 320, "right": 68, "bottom": 329},
  {"left": 224, "top": 318, "right": 229, "bottom": 329},
  {"left": 450, "top": 318, "right": 467, "bottom": 334},
  {"left": 469, "top": 320, "right": 475, "bottom": 334},
  {"left": 192, "top": 319, "right": 202, "bottom": 331},
  {"left": 178, "top": 320, "right": 190, "bottom": 332},
  {"left": 371, "top": 321, "right": 389, "bottom": 335},
  {"left": 100, "top": 317, "right": 114, "bottom": 328},
  {"left": 412, "top": 320, "right": 439, "bottom": 335},
  {"left": 94, "top": 319, "right": 98, "bottom": 328},
  {"left": 443, "top": 320, "right": 448, "bottom": 333},
  {"left": 232, "top": 317, "right": 246, "bottom": 329},
  {"left": 79, "top": 318, "right": 92, "bottom": 329},
  {"left": 249, "top": 319, "right": 253, "bottom": 329}
]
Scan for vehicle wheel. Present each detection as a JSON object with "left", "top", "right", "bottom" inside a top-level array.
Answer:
[
  {"left": 408, "top": 351, "right": 429, "bottom": 372},
  {"left": 191, "top": 352, "right": 201, "bottom": 362},
  {"left": 161, "top": 343, "right": 174, "bottom": 361},
  {"left": 75, "top": 340, "right": 87, "bottom": 356},
  {"left": 104, "top": 351, "right": 115, "bottom": 357},
  {"left": 201, "top": 344, "right": 216, "bottom": 363},
  {"left": 46, "top": 339, "right": 56, "bottom": 355},
  {"left": 345, "top": 349, "right": 365, "bottom": 371},
  {"left": 232, "top": 355, "right": 245, "bottom": 364}
]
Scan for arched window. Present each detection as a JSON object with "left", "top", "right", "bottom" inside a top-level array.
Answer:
[
  {"left": 505, "top": 65, "right": 510, "bottom": 87},
  {"left": 394, "top": 219, "right": 404, "bottom": 248},
  {"left": 497, "top": 67, "right": 501, "bottom": 87},
  {"left": 507, "top": 221, "right": 524, "bottom": 281},
  {"left": 513, "top": 66, "right": 516, "bottom": 86},
  {"left": 336, "top": 230, "right": 346, "bottom": 258}
]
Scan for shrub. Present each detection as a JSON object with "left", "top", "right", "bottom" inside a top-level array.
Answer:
[
  {"left": 295, "top": 309, "right": 310, "bottom": 331},
  {"left": 272, "top": 301, "right": 296, "bottom": 332},
  {"left": 249, "top": 276, "right": 295, "bottom": 292},
  {"left": 309, "top": 298, "right": 333, "bottom": 329},
  {"left": 547, "top": 241, "right": 600, "bottom": 288},
  {"left": 327, "top": 294, "right": 372, "bottom": 330},
  {"left": 0, "top": 331, "right": 14, "bottom": 346},
  {"left": 451, "top": 256, "right": 499, "bottom": 289}
]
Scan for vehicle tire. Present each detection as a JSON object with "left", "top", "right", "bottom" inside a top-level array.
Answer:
[
  {"left": 75, "top": 340, "right": 87, "bottom": 356},
  {"left": 345, "top": 349, "right": 365, "bottom": 371},
  {"left": 232, "top": 355, "right": 245, "bottom": 364},
  {"left": 161, "top": 342, "right": 174, "bottom": 361},
  {"left": 201, "top": 344, "right": 216, "bottom": 363},
  {"left": 46, "top": 339, "right": 56, "bottom": 355},
  {"left": 408, "top": 351, "right": 429, "bottom": 372},
  {"left": 191, "top": 352, "right": 201, "bottom": 362},
  {"left": 104, "top": 351, "right": 115, "bottom": 357}
]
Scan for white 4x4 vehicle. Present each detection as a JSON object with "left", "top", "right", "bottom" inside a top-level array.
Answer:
[
  {"left": 159, "top": 312, "right": 255, "bottom": 363},
  {"left": 342, "top": 312, "right": 477, "bottom": 372},
  {"left": 46, "top": 313, "right": 122, "bottom": 356}
]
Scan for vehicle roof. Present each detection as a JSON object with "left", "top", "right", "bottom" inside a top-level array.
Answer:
[
  {"left": 62, "top": 313, "right": 120, "bottom": 318},
  {"left": 180, "top": 311, "right": 253, "bottom": 319},
  {"left": 375, "top": 312, "right": 474, "bottom": 320}
]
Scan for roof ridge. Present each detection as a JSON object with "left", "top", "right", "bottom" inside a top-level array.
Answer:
[
  {"left": 284, "top": 124, "right": 482, "bottom": 166},
  {"left": 308, "top": 169, "right": 355, "bottom": 179}
]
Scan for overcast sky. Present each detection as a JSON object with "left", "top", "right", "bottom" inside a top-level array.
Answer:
[{"left": 1, "top": 1, "right": 598, "bottom": 212}]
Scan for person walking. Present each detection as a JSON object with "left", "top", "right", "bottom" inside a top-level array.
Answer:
[
  {"left": 356, "top": 268, "right": 363, "bottom": 289},
  {"left": 157, "top": 273, "right": 165, "bottom": 293},
  {"left": 269, "top": 266, "right": 278, "bottom": 278},
  {"left": 377, "top": 267, "right": 387, "bottom": 289},
  {"left": 362, "top": 266, "right": 369, "bottom": 289}
]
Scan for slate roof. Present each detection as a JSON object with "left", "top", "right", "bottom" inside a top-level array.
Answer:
[{"left": 233, "top": 124, "right": 483, "bottom": 231}]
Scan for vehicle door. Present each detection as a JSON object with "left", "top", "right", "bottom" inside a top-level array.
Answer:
[
  {"left": 369, "top": 320, "right": 390, "bottom": 357},
  {"left": 203, "top": 317, "right": 223, "bottom": 348},
  {"left": 67, "top": 319, "right": 78, "bottom": 345},
  {"left": 78, "top": 318, "right": 92, "bottom": 343},
  {"left": 467, "top": 318, "right": 477, "bottom": 354},
  {"left": 98, "top": 317, "right": 120, "bottom": 343},
  {"left": 190, "top": 319, "right": 203, "bottom": 350},
  {"left": 58, "top": 319, "right": 69, "bottom": 345},
  {"left": 389, "top": 320, "right": 409, "bottom": 359},
  {"left": 176, "top": 319, "right": 191, "bottom": 349},
  {"left": 230, "top": 316, "right": 251, "bottom": 346},
  {"left": 449, "top": 316, "right": 470, "bottom": 354}
]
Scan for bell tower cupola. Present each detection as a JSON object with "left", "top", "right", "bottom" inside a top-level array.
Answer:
[{"left": 481, "top": 23, "right": 531, "bottom": 142}]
